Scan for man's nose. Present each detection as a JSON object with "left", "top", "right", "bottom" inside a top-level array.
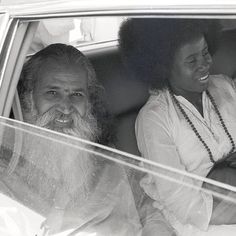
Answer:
[{"left": 57, "top": 97, "right": 73, "bottom": 115}]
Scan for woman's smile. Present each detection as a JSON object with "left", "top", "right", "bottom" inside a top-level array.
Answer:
[
  {"left": 170, "top": 36, "right": 212, "bottom": 94},
  {"left": 198, "top": 73, "right": 209, "bottom": 83}
]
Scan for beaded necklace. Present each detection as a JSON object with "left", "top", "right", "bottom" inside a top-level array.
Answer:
[{"left": 169, "top": 88, "right": 235, "bottom": 163}]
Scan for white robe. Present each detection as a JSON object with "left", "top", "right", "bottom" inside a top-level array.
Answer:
[{"left": 136, "top": 74, "right": 236, "bottom": 235}]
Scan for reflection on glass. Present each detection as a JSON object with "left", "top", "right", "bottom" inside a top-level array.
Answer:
[
  {"left": 29, "top": 17, "right": 125, "bottom": 54},
  {"left": 0, "top": 117, "right": 236, "bottom": 235}
]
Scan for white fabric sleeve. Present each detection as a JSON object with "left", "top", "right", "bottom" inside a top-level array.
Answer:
[
  {"left": 136, "top": 108, "right": 213, "bottom": 231},
  {"left": 140, "top": 195, "right": 177, "bottom": 236}
]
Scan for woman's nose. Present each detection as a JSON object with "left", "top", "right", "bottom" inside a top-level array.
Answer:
[{"left": 199, "top": 54, "right": 212, "bottom": 71}]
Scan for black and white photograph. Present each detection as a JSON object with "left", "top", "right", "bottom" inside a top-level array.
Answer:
[{"left": 0, "top": 1, "right": 236, "bottom": 236}]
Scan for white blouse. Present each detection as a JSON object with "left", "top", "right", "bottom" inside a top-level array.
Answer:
[{"left": 136, "top": 74, "right": 236, "bottom": 235}]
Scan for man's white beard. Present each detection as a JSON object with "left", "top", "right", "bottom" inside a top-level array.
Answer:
[
  {"left": 34, "top": 107, "right": 99, "bottom": 142},
  {"left": 21, "top": 106, "right": 100, "bottom": 206}
]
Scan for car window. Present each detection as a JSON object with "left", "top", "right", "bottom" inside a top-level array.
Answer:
[
  {"left": 0, "top": 13, "right": 9, "bottom": 52},
  {"left": 29, "top": 17, "right": 125, "bottom": 55},
  {"left": 2, "top": 12, "right": 236, "bottom": 235},
  {"left": 0, "top": 116, "right": 235, "bottom": 235}
]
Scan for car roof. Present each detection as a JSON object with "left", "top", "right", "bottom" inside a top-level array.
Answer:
[{"left": 1, "top": 0, "right": 236, "bottom": 18}]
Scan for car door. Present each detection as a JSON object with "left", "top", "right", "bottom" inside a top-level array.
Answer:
[{"left": 0, "top": 6, "right": 145, "bottom": 236}]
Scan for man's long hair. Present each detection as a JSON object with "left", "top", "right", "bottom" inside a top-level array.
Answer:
[
  {"left": 17, "top": 44, "right": 112, "bottom": 210},
  {"left": 18, "top": 43, "right": 112, "bottom": 145}
]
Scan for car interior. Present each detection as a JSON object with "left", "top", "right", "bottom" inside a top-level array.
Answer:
[
  {"left": 1, "top": 14, "right": 236, "bottom": 234},
  {"left": 4, "top": 17, "right": 236, "bottom": 159},
  {"left": 85, "top": 19, "right": 236, "bottom": 158},
  {"left": 82, "top": 19, "right": 236, "bottom": 214},
  {"left": 88, "top": 45, "right": 149, "bottom": 156},
  {"left": 9, "top": 17, "right": 236, "bottom": 193}
]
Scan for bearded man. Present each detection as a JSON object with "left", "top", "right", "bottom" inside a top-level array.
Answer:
[{"left": 4, "top": 43, "right": 141, "bottom": 235}]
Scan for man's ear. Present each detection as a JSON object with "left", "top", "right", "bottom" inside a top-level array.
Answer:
[
  {"left": 85, "top": 98, "right": 90, "bottom": 116},
  {"left": 31, "top": 93, "right": 39, "bottom": 115},
  {"left": 23, "top": 92, "right": 38, "bottom": 123}
]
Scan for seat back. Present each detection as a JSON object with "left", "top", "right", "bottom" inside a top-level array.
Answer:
[
  {"left": 89, "top": 47, "right": 149, "bottom": 155},
  {"left": 89, "top": 29, "right": 236, "bottom": 157},
  {"left": 211, "top": 29, "right": 236, "bottom": 78}
]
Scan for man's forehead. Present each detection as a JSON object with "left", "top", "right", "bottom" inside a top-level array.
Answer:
[
  {"left": 36, "top": 59, "right": 88, "bottom": 89},
  {"left": 43, "top": 57, "right": 86, "bottom": 71}
]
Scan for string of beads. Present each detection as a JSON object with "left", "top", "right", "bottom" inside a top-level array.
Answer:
[{"left": 169, "top": 88, "right": 235, "bottom": 164}]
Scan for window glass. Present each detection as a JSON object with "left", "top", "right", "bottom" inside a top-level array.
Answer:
[
  {"left": 29, "top": 17, "right": 125, "bottom": 54},
  {"left": 0, "top": 13, "right": 8, "bottom": 42},
  {"left": 0, "top": 117, "right": 236, "bottom": 235},
  {"left": 3, "top": 15, "right": 236, "bottom": 235}
]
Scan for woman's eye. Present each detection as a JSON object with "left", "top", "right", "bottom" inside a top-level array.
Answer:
[
  {"left": 187, "top": 59, "right": 196, "bottom": 65},
  {"left": 185, "top": 55, "right": 197, "bottom": 65},
  {"left": 203, "top": 50, "right": 209, "bottom": 57}
]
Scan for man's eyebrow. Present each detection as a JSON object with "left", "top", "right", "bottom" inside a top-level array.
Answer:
[
  {"left": 44, "top": 86, "right": 86, "bottom": 92},
  {"left": 73, "top": 88, "right": 85, "bottom": 91},
  {"left": 44, "top": 85, "right": 61, "bottom": 90}
]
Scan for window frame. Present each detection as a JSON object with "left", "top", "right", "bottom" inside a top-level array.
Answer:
[
  {"left": 0, "top": 19, "right": 38, "bottom": 118},
  {"left": 1, "top": 6, "right": 236, "bottom": 234},
  {"left": 1, "top": 5, "right": 236, "bottom": 118}
]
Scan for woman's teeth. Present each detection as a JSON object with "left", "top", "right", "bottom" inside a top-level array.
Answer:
[{"left": 199, "top": 74, "right": 209, "bottom": 81}]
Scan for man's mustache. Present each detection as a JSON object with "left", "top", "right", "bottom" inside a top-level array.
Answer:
[
  {"left": 34, "top": 106, "right": 99, "bottom": 142},
  {"left": 35, "top": 108, "right": 78, "bottom": 129}
]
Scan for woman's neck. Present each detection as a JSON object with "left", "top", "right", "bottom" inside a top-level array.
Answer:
[{"left": 170, "top": 87, "right": 204, "bottom": 116}]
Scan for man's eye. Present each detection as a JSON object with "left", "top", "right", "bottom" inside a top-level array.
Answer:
[
  {"left": 46, "top": 90, "right": 57, "bottom": 95},
  {"left": 72, "top": 92, "right": 84, "bottom": 97}
]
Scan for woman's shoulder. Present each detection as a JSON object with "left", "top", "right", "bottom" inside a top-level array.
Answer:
[
  {"left": 208, "top": 74, "right": 236, "bottom": 107},
  {"left": 136, "top": 89, "right": 171, "bottom": 124},
  {"left": 209, "top": 74, "right": 235, "bottom": 90},
  {"left": 141, "top": 89, "right": 169, "bottom": 112}
]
